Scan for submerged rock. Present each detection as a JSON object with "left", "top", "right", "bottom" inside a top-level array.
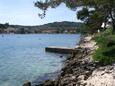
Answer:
[
  {"left": 36, "top": 80, "right": 55, "bottom": 86},
  {"left": 23, "top": 81, "right": 31, "bottom": 86},
  {"left": 60, "top": 55, "right": 63, "bottom": 58}
]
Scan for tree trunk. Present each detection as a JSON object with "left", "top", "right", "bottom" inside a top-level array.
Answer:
[
  {"left": 109, "top": 10, "right": 115, "bottom": 33},
  {"left": 112, "top": 21, "right": 115, "bottom": 32},
  {"left": 111, "top": 18, "right": 115, "bottom": 33}
]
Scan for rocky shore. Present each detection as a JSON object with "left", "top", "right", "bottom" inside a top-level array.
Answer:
[{"left": 23, "top": 35, "right": 115, "bottom": 86}]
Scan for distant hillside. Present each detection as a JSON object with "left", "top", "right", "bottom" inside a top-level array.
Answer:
[
  {"left": 0, "top": 21, "right": 84, "bottom": 34},
  {"left": 42, "top": 21, "right": 83, "bottom": 27}
]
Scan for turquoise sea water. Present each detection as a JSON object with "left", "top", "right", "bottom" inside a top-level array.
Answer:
[{"left": 0, "top": 34, "right": 80, "bottom": 86}]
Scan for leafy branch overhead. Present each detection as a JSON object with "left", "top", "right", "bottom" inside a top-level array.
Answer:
[
  {"left": 34, "top": 0, "right": 81, "bottom": 18},
  {"left": 35, "top": 0, "right": 115, "bottom": 33}
]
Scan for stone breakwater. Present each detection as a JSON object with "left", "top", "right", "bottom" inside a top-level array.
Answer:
[{"left": 25, "top": 36, "right": 115, "bottom": 86}]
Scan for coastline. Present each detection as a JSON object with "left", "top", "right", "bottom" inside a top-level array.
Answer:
[
  {"left": 53, "top": 35, "right": 98, "bottom": 86},
  {"left": 24, "top": 35, "right": 115, "bottom": 86},
  {"left": 23, "top": 35, "right": 99, "bottom": 86}
]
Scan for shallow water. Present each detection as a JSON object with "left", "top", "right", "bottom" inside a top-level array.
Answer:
[{"left": 0, "top": 34, "right": 80, "bottom": 86}]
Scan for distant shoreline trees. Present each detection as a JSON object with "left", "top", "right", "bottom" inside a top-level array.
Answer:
[
  {"left": 0, "top": 21, "right": 83, "bottom": 34},
  {"left": 0, "top": 23, "right": 9, "bottom": 33}
]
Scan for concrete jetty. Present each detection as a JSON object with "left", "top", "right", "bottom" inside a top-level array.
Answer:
[{"left": 45, "top": 46, "right": 80, "bottom": 54}]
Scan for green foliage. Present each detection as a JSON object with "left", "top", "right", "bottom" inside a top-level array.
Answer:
[
  {"left": 1, "top": 21, "right": 83, "bottom": 34},
  {"left": 43, "top": 21, "right": 83, "bottom": 27},
  {"left": 94, "top": 48, "right": 115, "bottom": 65},
  {"left": 35, "top": 0, "right": 115, "bottom": 33},
  {"left": 77, "top": 8, "right": 89, "bottom": 21},
  {"left": 94, "top": 27, "right": 113, "bottom": 46},
  {"left": 77, "top": 7, "right": 106, "bottom": 34},
  {"left": 93, "top": 27, "right": 115, "bottom": 65},
  {"left": 0, "top": 23, "right": 9, "bottom": 33},
  {"left": 77, "top": 24, "right": 97, "bottom": 34},
  {"left": 78, "top": 23, "right": 100, "bottom": 34}
]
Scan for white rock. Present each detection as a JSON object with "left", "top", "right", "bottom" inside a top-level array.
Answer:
[{"left": 84, "top": 65, "right": 115, "bottom": 86}]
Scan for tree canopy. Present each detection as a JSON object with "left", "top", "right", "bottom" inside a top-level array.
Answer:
[
  {"left": 0, "top": 23, "right": 9, "bottom": 33},
  {"left": 35, "top": 0, "right": 115, "bottom": 33}
]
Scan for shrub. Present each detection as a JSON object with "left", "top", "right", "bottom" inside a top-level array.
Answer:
[
  {"left": 93, "top": 46, "right": 115, "bottom": 65},
  {"left": 93, "top": 27, "right": 115, "bottom": 65}
]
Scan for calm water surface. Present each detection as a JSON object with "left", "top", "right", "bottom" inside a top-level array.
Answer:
[{"left": 0, "top": 34, "right": 80, "bottom": 86}]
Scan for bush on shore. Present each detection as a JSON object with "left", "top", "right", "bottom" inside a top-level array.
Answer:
[{"left": 93, "top": 27, "right": 115, "bottom": 65}]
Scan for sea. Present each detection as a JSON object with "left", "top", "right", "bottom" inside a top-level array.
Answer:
[{"left": 0, "top": 34, "right": 80, "bottom": 86}]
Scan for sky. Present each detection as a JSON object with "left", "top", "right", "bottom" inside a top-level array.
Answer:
[{"left": 0, "top": 0, "right": 81, "bottom": 25}]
